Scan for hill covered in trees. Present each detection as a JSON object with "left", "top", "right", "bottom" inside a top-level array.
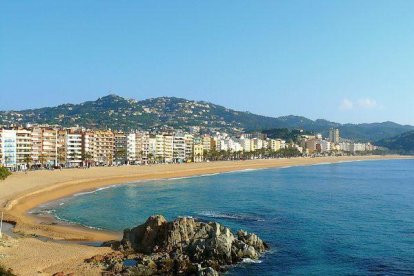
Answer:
[
  {"left": 376, "top": 131, "right": 414, "bottom": 154},
  {"left": 0, "top": 94, "right": 412, "bottom": 142}
]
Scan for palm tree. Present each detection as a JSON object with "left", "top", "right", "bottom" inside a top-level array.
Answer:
[
  {"left": 107, "top": 153, "right": 113, "bottom": 166},
  {"left": 57, "top": 152, "right": 66, "bottom": 167},
  {"left": 81, "top": 152, "right": 94, "bottom": 167},
  {"left": 23, "top": 155, "right": 33, "bottom": 170},
  {"left": 147, "top": 153, "right": 154, "bottom": 164},
  {"left": 39, "top": 153, "right": 47, "bottom": 168}
]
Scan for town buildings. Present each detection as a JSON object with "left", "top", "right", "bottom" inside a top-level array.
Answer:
[
  {"left": 329, "top": 128, "right": 340, "bottom": 144},
  {"left": 0, "top": 124, "right": 378, "bottom": 170}
]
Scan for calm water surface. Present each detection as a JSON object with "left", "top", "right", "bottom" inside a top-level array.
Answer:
[{"left": 49, "top": 160, "right": 414, "bottom": 275}]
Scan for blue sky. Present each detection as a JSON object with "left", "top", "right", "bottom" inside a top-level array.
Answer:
[{"left": 1, "top": 1, "right": 413, "bottom": 124}]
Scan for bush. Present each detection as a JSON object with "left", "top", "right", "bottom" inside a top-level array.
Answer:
[
  {"left": 0, "top": 265, "right": 15, "bottom": 276},
  {"left": 0, "top": 166, "right": 11, "bottom": 180}
]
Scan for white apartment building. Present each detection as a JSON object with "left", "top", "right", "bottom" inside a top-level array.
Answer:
[
  {"left": 41, "top": 128, "right": 58, "bottom": 166},
  {"left": 135, "top": 132, "right": 150, "bottom": 164},
  {"left": 351, "top": 143, "right": 366, "bottom": 153},
  {"left": 148, "top": 137, "right": 157, "bottom": 162},
  {"left": 269, "top": 139, "right": 282, "bottom": 152},
  {"left": 16, "top": 129, "right": 32, "bottom": 168},
  {"left": 127, "top": 133, "right": 136, "bottom": 164},
  {"left": 184, "top": 134, "right": 194, "bottom": 161},
  {"left": 173, "top": 133, "right": 186, "bottom": 163},
  {"left": 82, "top": 131, "right": 96, "bottom": 164},
  {"left": 0, "top": 129, "right": 17, "bottom": 169},
  {"left": 164, "top": 135, "right": 174, "bottom": 163},
  {"left": 240, "top": 138, "right": 252, "bottom": 152},
  {"left": 155, "top": 134, "right": 165, "bottom": 162},
  {"left": 339, "top": 142, "right": 351, "bottom": 152},
  {"left": 329, "top": 128, "right": 340, "bottom": 144},
  {"left": 202, "top": 135, "right": 211, "bottom": 152},
  {"left": 114, "top": 132, "right": 128, "bottom": 165},
  {"left": 65, "top": 132, "right": 82, "bottom": 167},
  {"left": 95, "top": 130, "right": 114, "bottom": 165},
  {"left": 319, "top": 140, "right": 331, "bottom": 152},
  {"left": 228, "top": 139, "right": 242, "bottom": 152}
]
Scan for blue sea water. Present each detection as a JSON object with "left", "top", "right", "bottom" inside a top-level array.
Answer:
[{"left": 51, "top": 160, "right": 414, "bottom": 275}]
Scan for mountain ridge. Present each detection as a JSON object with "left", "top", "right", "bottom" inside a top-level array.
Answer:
[
  {"left": 0, "top": 94, "right": 413, "bottom": 142},
  {"left": 376, "top": 131, "right": 414, "bottom": 154}
]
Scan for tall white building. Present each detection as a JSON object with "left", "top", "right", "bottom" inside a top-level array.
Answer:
[
  {"left": 184, "top": 134, "right": 194, "bottom": 161},
  {"left": 0, "top": 129, "right": 17, "bottom": 169},
  {"left": 65, "top": 132, "right": 82, "bottom": 167},
  {"left": 269, "top": 139, "right": 282, "bottom": 152},
  {"left": 173, "top": 132, "right": 186, "bottom": 162},
  {"left": 329, "top": 128, "right": 340, "bottom": 144},
  {"left": 155, "top": 135, "right": 165, "bottom": 162},
  {"left": 82, "top": 131, "right": 96, "bottom": 165},
  {"left": 127, "top": 133, "right": 136, "bottom": 164},
  {"left": 164, "top": 135, "right": 174, "bottom": 163},
  {"left": 16, "top": 129, "right": 32, "bottom": 168},
  {"left": 240, "top": 138, "right": 252, "bottom": 152}
]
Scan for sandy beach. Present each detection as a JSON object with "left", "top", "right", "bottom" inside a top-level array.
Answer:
[{"left": 0, "top": 155, "right": 412, "bottom": 275}]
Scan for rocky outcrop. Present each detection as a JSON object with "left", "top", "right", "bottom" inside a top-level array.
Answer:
[{"left": 96, "top": 215, "right": 268, "bottom": 275}]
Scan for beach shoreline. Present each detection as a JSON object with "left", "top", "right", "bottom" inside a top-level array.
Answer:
[
  {"left": 0, "top": 155, "right": 412, "bottom": 242},
  {"left": 1, "top": 155, "right": 413, "bottom": 275}
]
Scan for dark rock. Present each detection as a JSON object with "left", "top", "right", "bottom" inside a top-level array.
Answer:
[
  {"left": 97, "top": 215, "right": 269, "bottom": 275},
  {"left": 101, "top": 240, "right": 121, "bottom": 250},
  {"left": 119, "top": 215, "right": 268, "bottom": 276}
]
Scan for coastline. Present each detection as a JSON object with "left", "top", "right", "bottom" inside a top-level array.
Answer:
[
  {"left": 1, "top": 155, "right": 413, "bottom": 275},
  {"left": 1, "top": 155, "right": 412, "bottom": 242}
]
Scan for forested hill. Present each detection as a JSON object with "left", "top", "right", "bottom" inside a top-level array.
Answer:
[
  {"left": 0, "top": 94, "right": 412, "bottom": 141},
  {"left": 376, "top": 131, "right": 414, "bottom": 154}
]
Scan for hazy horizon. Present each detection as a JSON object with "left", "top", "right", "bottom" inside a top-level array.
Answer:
[{"left": 1, "top": 1, "right": 414, "bottom": 125}]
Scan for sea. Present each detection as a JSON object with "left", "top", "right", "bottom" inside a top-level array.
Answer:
[{"left": 36, "top": 159, "right": 414, "bottom": 275}]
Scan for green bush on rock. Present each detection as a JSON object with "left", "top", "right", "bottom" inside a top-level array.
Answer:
[{"left": 0, "top": 166, "right": 11, "bottom": 180}]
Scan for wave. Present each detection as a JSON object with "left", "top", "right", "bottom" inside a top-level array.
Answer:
[
  {"left": 54, "top": 214, "right": 103, "bottom": 230},
  {"left": 242, "top": 258, "right": 262, "bottom": 264},
  {"left": 29, "top": 208, "right": 56, "bottom": 215},
  {"left": 197, "top": 211, "right": 265, "bottom": 222},
  {"left": 199, "top": 172, "right": 220, "bottom": 177},
  {"left": 166, "top": 176, "right": 195, "bottom": 181},
  {"left": 73, "top": 185, "right": 117, "bottom": 197}
]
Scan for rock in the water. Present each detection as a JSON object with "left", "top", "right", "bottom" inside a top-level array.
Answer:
[{"left": 112, "top": 215, "right": 268, "bottom": 274}]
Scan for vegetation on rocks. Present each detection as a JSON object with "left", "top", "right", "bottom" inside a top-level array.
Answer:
[
  {"left": 0, "top": 265, "right": 15, "bottom": 276},
  {"left": 0, "top": 167, "right": 11, "bottom": 180}
]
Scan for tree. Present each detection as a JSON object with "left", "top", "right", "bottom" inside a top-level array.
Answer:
[
  {"left": 147, "top": 153, "right": 154, "bottom": 164},
  {"left": 0, "top": 166, "right": 12, "bottom": 180},
  {"left": 39, "top": 153, "right": 47, "bottom": 168},
  {"left": 57, "top": 153, "right": 66, "bottom": 166},
  {"left": 114, "top": 149, "right": 127, "bottom": 164},
  {"left": 81, "top": 152, "right": 94, "bottom": 167},
  {"left": 23, "top": 155, "right": 33, "bottom": 170}
]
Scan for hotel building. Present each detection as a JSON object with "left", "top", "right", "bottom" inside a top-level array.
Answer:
[{"left": 95, "top": 130, "right": 114, "bottom": 165}]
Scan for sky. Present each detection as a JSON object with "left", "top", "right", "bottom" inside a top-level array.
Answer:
[{"left": 1, "top": 1, "right": 414, "bottom": 125}]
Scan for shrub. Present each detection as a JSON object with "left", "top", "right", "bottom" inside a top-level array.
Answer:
[
  {"left": 0, "top": 166, "right": 11, "bottom": 180},
  {"left": 0, "top": 265, "right": 15, "bottom": 276}
]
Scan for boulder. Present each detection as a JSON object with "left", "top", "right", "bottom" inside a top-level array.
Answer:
[{"left": 100, "top": 215, "right": 269, "bottom": 275}]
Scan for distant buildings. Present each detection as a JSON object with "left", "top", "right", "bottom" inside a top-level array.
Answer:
[
  {"left": 0, "top": 124, "right": 379, "bottom": 170},
  {"left": 329, "top": 128, "right": 340, "bottom": 144}
]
